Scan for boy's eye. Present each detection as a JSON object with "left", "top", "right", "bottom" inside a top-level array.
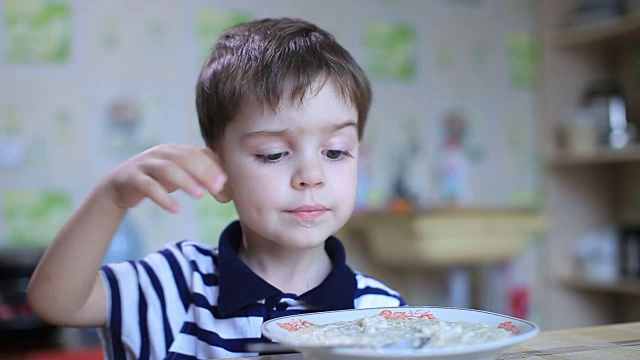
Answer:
[
  {"left": 322, "top": 149, "right": 352, "bottom": 160},
  {"left": 255, "top": 152, "right": 288, "bottom": 163}
]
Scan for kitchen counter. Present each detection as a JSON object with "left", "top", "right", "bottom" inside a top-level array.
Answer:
[{"left": 226, "top": 321, "right": 640, "bottom": 360}]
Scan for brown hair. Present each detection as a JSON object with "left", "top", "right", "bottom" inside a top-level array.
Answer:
[{"left": 195, "top": 17, "right": 372, "bottom": 148}]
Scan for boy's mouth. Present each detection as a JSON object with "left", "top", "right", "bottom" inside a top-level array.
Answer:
[{"left": 287, "top": 205, "right": 328, "bottom": 221}]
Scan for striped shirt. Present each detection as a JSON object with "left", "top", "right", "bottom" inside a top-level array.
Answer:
[{"left": 98, "top": 221, "right": 406, "bottom": 360}]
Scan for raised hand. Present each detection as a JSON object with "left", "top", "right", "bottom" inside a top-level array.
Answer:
[{"left": 103, "top": 144, "right": 227, "bottom": 213}]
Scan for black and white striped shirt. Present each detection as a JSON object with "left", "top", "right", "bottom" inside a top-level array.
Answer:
[{"left": 98, "top": 221, "right": 406, "bottom": 359}]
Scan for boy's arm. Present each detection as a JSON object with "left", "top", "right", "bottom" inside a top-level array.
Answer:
[
  {"left": 27, "top": 144, "right": 227, "bottom": 327},
  {"left": 27, "top": 182, "right": 126, "bottom": 327}
]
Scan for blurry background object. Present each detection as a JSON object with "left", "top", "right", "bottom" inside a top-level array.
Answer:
[
  {"left": 559, "top": 108, "right": 599, "bottom": 156},
  {"left": 0, "top": 248, "right": 54, "bottom": 339},
  {"left": 581, "top": 81, "right": 637, "bottom": 149},
  {"left": 563, "top": 0, "right": 626, "bottom": 27},
  {"left": 575, "top": 227, "right": 620, "bottom": 282},
  {"left": 439, "top": 111, "right": 470, "bottom": 207},
  {"left": 103, "top": 214, "right": 143, "bottom": 265},
  {"left": 620, "top": 226, "right": 640, "bottom": 278}
]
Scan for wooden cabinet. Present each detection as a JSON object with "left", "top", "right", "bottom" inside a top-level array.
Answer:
[{"left": 539, "top": 0, "right": 640, "bottom": 330}]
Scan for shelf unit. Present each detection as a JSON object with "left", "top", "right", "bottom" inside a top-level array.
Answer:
[
  {"left": 540, "top": 1, "right": 640, "bottom": 330},
  {"left": 561, "top": 276, "right": 640, "bottom": 297},
  {"left": 548, "top": 11, "right": 640, "bottom": 48},
  {"left": 548, "top": 144, "right": 640, "bottom": 167}
]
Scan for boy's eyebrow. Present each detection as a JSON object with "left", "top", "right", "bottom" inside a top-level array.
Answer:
[
  {"left": 243, "top": 120, "right": 358, "bottom": 138},
  {"left": 326, "top": 120, "right": 358, "bottom": 133}
]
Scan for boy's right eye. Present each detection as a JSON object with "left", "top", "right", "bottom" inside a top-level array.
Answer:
[{"left": 255, "top": 152, "right": 289, "bottom": 163}]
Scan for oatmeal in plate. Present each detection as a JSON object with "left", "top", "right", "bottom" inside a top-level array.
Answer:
[{"left": 290, "top": 313, "right": 513, "bottom": 349}]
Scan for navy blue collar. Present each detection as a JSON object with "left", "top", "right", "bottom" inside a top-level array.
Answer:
[{"left": 216, "top": 221, "right": 357, "bottom": 317}]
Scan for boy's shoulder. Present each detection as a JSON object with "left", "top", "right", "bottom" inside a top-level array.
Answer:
[
  {"left": 172, "top": 239, "right": 218, "bottom": 254},
  {"left": 353, "top": 271, "right": 402, "bottom": 295},
  {"left": 352, "top": 271, "right": 406, "bottom": 308},
  {"left": 150, "top": 239, "right": 220, "bottom": 270}
]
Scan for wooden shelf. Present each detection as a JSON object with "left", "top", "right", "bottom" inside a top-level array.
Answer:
[
  {"left": 562, "top": 276, "right": 640, "bottom": 296},
  {"left": 548, "top": 11, "right": 640, "bottom": 48},
  {"left": 547, "top": 144, "right": 640, "bottom": 167},
  {"left": 348, "top": 210, "right": 544, "bottom": 267}
]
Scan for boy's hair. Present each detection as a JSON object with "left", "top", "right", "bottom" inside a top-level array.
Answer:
[{"left": 195, "top": 17, "right": 372, "bottom": 148}]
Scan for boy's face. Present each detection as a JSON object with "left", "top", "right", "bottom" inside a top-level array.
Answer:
[{"left": 217, "top": 80, "right": 359, "bottom": 250}]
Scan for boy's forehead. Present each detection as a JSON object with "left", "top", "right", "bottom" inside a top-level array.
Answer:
[
  {"left": 232, "top": 85, "right": 357, "bottom": 130},
  {"left": 257, "top": 80, "right": 353, "bottom": 113}
]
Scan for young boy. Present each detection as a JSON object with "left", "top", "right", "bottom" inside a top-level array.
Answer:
[{"left": 27, "top": 17, "right": 406, "bottom": 359}]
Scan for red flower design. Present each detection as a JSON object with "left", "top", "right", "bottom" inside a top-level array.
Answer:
[
  {"left": 379, "top": 309, "right": 436, "bottom": 320},
  {"left": 393, "top": 311, "right": 407, "bottom": 319},
  {"left": 277, "top": 319, "right": 315, "bottom": 331},
  {"left": 498, "top": 321, "right": 521, "bottom": 334}
]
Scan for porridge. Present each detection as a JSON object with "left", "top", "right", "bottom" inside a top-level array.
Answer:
[{"left": 289, "top": 313, "right": 513, "bottom": 349}]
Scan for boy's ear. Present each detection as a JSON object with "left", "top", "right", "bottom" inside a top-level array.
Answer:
[
  {"left": 212, "top": 182, "right": 232, "bottom": 203},
  {"left": 202, "top": 146, "right": 233, "bottom": 203}
]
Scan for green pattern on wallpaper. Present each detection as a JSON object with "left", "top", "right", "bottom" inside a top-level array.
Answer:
[
  {"left": 4, "top": 0, "right": 72, "bottom": 64},
  {"left": 4, "top": 190, "right": 71, "bottom": 247},
  {"left": 365, "top": 21, "right": 416, "bottom": 80}
]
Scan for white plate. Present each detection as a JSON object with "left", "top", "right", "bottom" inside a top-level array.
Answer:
[{"left": 262, "top": 306, "right": 539, "bottom": 360}]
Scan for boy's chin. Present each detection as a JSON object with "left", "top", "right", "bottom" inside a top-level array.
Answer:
[
  {"left": 291, "top": 217, "right": 349, "bottom": 234},
  {"left": 280, "top": 224, "right": 341, "bottom": 246}
]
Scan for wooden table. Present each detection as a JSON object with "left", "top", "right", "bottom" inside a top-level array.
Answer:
[
  {"left": 226, "top": 321, "right": 640, "bottom": 360},
  {"left": 498, "top": 321, "right": 640, "bottom": 359}
]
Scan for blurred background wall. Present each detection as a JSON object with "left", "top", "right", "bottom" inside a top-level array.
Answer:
[{"left": 0, "top": 0, "right": 540, "bottom": 251}]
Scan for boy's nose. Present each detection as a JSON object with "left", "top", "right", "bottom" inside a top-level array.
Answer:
[{"left": 291, "top": 161, "right": 325, "bottom": 190}]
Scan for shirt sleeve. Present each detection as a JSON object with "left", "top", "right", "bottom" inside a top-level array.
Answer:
[
  {"left": 353, "top": 272, "right": 407, "bottom": 308},
  {"left": 98, "top": 241, "right": 195, "bottom": 360}
]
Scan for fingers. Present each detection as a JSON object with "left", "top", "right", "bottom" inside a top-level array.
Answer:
[
  {"left": 138, "top": 144, "right": 227, "bottom": 208},
  {"left": 108, "top": 144, "right": 228, "bottom": 214},
  {"left": 158, "top": 144, "right": 226, "bottom": 195},
  {"left": 137, "top": 174, "right": 181, "bottom": 213},
  {"left": 141, "top": 158, "right": 206, "bottom": 200}
]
